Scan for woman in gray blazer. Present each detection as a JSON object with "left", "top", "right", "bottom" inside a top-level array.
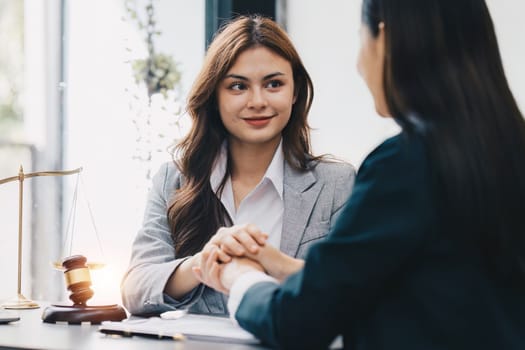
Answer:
[{"left": 121, "top": 15, "right": 355, "bottom": 316}]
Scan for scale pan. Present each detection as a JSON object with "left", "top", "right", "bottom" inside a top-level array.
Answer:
[{"left": 52, "top": 261, "right": 106, "bottom": 271}]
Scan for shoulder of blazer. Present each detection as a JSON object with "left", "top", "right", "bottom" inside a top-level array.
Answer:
[
  {"left": 283, "top": 157, "right": 356, "bottom": 193},
  {"left": 153, "top": 161, "right": 185, "bottom": 200},
  {"left": 309, "top": 159, "right": 356, "bottom": 184},
  {"left": 359, "top": 132, "right": 427, "bottom": 176}
]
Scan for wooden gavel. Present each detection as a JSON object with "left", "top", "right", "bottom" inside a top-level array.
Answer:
[
  {"left": 61, "top": 255, "right": 94, "bottom": 306},
  {"left": 42, "top": 254, "right": 127, "bottom": 323}
]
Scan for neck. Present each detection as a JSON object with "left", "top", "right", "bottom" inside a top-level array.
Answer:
[{"left": 229, "top": 137, "right": 281, "bottom": 186}]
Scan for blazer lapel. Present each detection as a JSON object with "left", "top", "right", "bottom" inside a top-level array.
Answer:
[{"left": 280, "top": 163, "right": 323, "bottom": 257}]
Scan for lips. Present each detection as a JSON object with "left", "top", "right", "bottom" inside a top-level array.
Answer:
[{"left": 242, "top": 115, "right": 275, "bottom": 127}]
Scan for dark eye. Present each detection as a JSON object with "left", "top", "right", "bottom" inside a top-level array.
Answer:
[
  {"left": 229, "top": 82, "right": 247, "bottom": 91},
  {"left": 266, "top": 80, "right": 283, "bottom": 89}
]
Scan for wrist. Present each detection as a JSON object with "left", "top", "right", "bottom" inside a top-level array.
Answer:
[
  {"left": 188, "top": 252, "right": 202, "bottom": 269},
  {"left": 257, "top": 246, "right": 289, "bottom": 280},
  {"left": 274, "top": 254, "right": 295, "bottom": 280},
  {"left": 182, "top": 254, "right": 201, "bottom": 284},
  {"left": 272, "top": 254, "right": 304, "bottom": 281}
]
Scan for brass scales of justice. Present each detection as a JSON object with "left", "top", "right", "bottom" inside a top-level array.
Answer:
[{"left": 0, "top": 166, "right": 126, "bottom": 323}]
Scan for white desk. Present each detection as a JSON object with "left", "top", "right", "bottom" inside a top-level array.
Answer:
[{"left": 0, "top": 305, "right": 268, "bottom": 350}]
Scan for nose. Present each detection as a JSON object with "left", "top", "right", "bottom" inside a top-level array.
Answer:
[{"left": 247, "top": 88, "right": 268, "bottom": 109}]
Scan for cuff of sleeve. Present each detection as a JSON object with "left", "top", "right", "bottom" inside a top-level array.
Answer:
[
  {"left": 227, "top": 271, "right": 278, "bottom": 324},
  {"left": 163, "top": 283, "right": 204, "bottom": 308},
  {"left": 161, "top": 256, "right": 205, "bottom": 308}
]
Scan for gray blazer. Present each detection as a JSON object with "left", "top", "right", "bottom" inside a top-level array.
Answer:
[{"left": 121, "top": 160, "right": 355, "bottom": 316}]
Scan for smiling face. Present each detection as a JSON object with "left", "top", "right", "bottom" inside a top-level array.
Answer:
[{"left": 216, "top": 46, "right": 296, "bottom": 150}]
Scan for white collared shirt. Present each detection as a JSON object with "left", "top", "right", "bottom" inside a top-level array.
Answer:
[{"left": 209, "top": 141, "right": 284, "bottom": 248}]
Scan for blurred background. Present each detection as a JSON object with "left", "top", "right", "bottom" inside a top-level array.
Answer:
[{"left": 1, "top": 0, "right": 524, "bottom": 307}]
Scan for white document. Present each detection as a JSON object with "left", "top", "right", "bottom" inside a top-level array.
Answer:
[{"left": 99, "top": 314, "right": 259, "bottom": 344}]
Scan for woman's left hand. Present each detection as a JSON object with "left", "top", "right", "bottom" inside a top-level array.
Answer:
[
  {"left": 192, "top": 246, "right": 264, "bottom": 294},
  {"left": 192, "top": 244, "right": 229, "bottom": 294}
]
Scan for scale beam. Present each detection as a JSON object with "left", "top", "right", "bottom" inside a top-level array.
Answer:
[{"left": 0, "top": 166, "right": 83, "bottom": 309}]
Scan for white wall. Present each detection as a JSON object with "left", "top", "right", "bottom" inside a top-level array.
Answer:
[
  {"left": 287, "top": 0, "right": 399, "bottom": 167},
  {"left": 486, "top": 0, "right": 525, "bottom": 112}
]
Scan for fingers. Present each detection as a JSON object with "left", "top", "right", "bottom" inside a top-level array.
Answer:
[
  {"left": 208, "top": 256, "right": 228, "bottom": 294},
  {"left": 193, "top": 246, "right": 229, "bottom": 294},
  {"left": 221, "top": 232, "right": 258, "bottom": 255},
  {"left": 245, "top": 224, "right": 269, "bottom": 245},
  {"left": 202, "top": 241, "right": 231, "bottom": 263},
  {"left": 212, "top": 225, "right": 269, "bottom": 257},
  {"left": 195, "top": 246, "right": 268, "bottom": 294}
]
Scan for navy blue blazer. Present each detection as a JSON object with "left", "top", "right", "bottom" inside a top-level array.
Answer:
[{"left": 235, "top": 133, "right": 525, "bottom": 349}]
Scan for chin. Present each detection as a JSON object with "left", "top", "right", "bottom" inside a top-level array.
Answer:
[{"left": 374, "top": 105, "right": 391, "bottom": 118}]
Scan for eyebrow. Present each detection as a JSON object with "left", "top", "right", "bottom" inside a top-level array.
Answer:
[{"left": 223, "top": 72, "right": 286, "bottom": 81}]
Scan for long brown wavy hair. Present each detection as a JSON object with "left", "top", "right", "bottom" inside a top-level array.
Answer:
[{"left": 168, "top": 15, "right": 317, "bottom": 258}]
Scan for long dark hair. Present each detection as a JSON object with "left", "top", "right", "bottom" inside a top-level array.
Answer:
[
  {"left": 168, "top": 15, "right": 316, "bottom": 257},
  {"left": 362, "top": 0, "right": 525, "bottom": 283}
]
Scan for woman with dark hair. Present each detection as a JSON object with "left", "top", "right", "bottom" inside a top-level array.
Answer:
[
  {"left": 195, "top": 0, "right": 525, "bottom": 348},
  {"left": 120, "top": 15, "right": 355, "bottom": 316}
]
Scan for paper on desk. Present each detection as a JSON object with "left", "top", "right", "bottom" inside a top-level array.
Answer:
[{"left": 99, "top": 313, "right": 259, "bottom": 344}]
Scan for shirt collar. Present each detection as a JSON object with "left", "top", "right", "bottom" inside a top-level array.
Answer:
[
  {"left": 210, "top": 140, "right": 284, "bottom": 200},
  {"left": 264, "top": 140, "right": 284, "bottom": 200}
]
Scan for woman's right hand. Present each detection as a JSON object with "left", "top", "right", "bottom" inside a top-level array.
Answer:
[
  {"left": 203, "top": 224, "right": 269, "bottom": 263},
  {"left": 200, "top": 224, "right": 304, "bottom": 281},
  {"left": 194, "top": 224, "right": 303, "bottom": 284}
]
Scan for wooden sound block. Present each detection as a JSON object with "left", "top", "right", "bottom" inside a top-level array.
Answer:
[{"left": 42, "top": 304, "right": 127, "bottom": 324}]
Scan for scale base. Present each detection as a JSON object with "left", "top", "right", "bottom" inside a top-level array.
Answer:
[
  {"left": 42, "top": 304, "right": 127, "bottom": 324},
  {"left": 1, "top": 294, "right": 40, "bottom": 309}
]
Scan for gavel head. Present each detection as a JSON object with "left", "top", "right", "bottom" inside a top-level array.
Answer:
[{"left": 62, "top": 255, "right": 94, "bottom": 306}]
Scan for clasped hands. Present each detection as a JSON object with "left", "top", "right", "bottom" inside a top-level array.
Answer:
[{"left": 192, "top": 224, "right": 304, "bottom": 294}]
